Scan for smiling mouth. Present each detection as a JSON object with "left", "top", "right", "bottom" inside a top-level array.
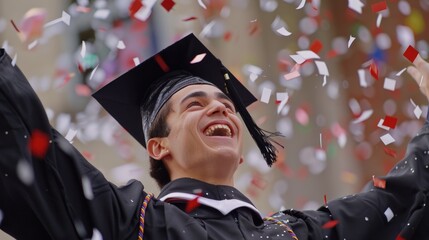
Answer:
[{"left": 203, "top": 124, "right": 232, "bottom": 137}]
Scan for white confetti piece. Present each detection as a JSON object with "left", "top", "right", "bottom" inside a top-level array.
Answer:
[
  {"left": 352, "top": 109, "right": 373, "bottom": 124},
  {"left": 117, "top": 40, "right": 126, "bottom": 49},
  {"left": 349, "top": 98, "right": 361, "bottom": 115},
  {"left": 376, "top": 13, "right": 383, "bottom": 28},
  {"left": 338, "top": 134, "right": 347, "bottom": 148},
  {"left": 297, "top": 50, "right": 320, "bottom": 60},
  {"left": 89, "top": 65, "right": 99, "bottom": 80},
  {"left": 396, "top": 68, "right": 407, "bottom": 76},
  {"left": 383, "top": 77, "right": 396, "bottom": 91},
  {"left": 11, "top": 53, "right": 17, "bottom": 66},
  {"left": 276, "top": 92, "right": 289, "bottom": 114},
  {"left": 27, "top": 40, "right": 38, "bottom": 50},
  {"left": 314, "top": 60, "right": 329, "bottom": 76},
  {"left": 348, "top": 35, "right": 356, "bottom": 48},
  {"left": 133, "top": 57, "right": 140, "bottom": 66},
  {"left": 94, "top": 9, "right": 110, "bottom": 19},
  {"left": 44, "top": 11, "right": 70, "bottom": 27},
  {"left": 243, "top": 64, "right": 263, "bottom": 82},
  {"left": 414, "top": 105, "right": 422, "bottom": 119},
  {"left": 377, "top": 119, "right": 391, "bottom": 131},
  {"left": 80, "top": 41, "right": 86, "bottom": 58},
  {"left": 320, "top": 133, "right": 323, "bottom": 148},
  {"left": 380, "top": 133, "right": 395, "bottom": 145},
  {"left": 190, "top": 53, "right": 207, "bottom": 64},
  {"left": 91, "top": 229, "right": 103, "bottom": 240},
  {"left": 358, "top": 69, "right": 368, "bottom": 87},
  {"left": 384, "top": 207, "right": 394, "bottom": 222},
  {"left": 322, "top": 75, "right": 327, "bottom": 87},
  {"left": 82, "top": 176, "right": 94, "bottom": 200},
  {"left": 133, "top": 0, "right": 157, "bottom": 21},
  {"left": 410, "top": 98, "right": 417, "bottom": 107},
  {"left": 65, "top": 128, "right": 78, "bottom": 143},
  {"left": 17, "top": 159, "right": 34, "bottom": 185},
  {"left": 296, "top": 0, "right": 306, "bottom": 9},
  {"left": 348, "top": 0, "right": 364, "bottom": 14},
  {"left": 276, "top": 27, "right": 292, "bottom": 36},
  {"left": 198, "top": 0, "right": 207, "bottom": 9},
  {"left": 261, "top": 88, "right": 272, "bottom": 104},
  {"left": 290, "top": 54, "right": 306, "bottom": 64}
]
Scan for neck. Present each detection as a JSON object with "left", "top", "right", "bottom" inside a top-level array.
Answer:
[{"left": 170, "top": 173, "right": 234, "bottom": 187}]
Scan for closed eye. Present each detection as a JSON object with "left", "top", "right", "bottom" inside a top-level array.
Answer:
[{"left": 186, "top": 101, "right": 203, "bottom": 109}]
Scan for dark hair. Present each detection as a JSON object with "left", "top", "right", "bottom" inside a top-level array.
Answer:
[{"left": 147, "top": 102, "right": 172, "bottom": 188}]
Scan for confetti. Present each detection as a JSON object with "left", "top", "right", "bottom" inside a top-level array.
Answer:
[
  {"left": 396, "top": 68, "right": 407, "bottom": 76},
  {"left": 276, "top": 27, "right": 292, "bottom": 36},
  {"left": 44, "top": 11, "right": 70, "bottom": 27},
  {"left": 380, "top": 133, "right": 395, "bottom": 145},
  {"left": 154, "top": 54, "right": 169, "bottom": 72},
  {"left": 296, "top": 50, "right": 320, "bottom": 60},
  {"left": 284, "top": 70, "right": 300, "bottom": 81},
  {"left": 384, "top": 147, "right": 397, "bottom": 158},
  {"left": 117, "top": 40, "right": 126, "bottom": 49},
  {"left": 27, "top": 40, "right": 38, "bottom": 50},
  {"left": 82, "top": 176, "right": 94, "bottom": 200},
  {"left": 133, "top": 57, "right": 140, "bottom": 66},
  {"left": 314, "top": 60, "right": 329, "bottom": 76},
  {"left": 296, "top": 0, "right": 306, "bottom": 9},
  {"left": 129, "top": 0, "right": 143, "bottom": 17},
  {"left": 372, "top": 176, "right": 386, "bottom": 189},
  {"left": 161, "top": 0, "right": 175, "bottom": 12},
  {"left": 347, "top": 36, "right": 356, "bottom": 48},
  {"left": 352, "top": 109, "right": 373, "bottom": 124},
  {"left": 261, "top": 88, "right": 272, "bottom": 104},
  {"left": 384, "top": 207, "right": 394, "bottom": 222},
  {"left": 10, "top": 19, "right": 20, "bottom": 32},
  {"left": 198, "top": 0, "right": 207, "bottom": 9},
  {"left": 377, "top": 119, "right": 390, "bottom": 131},
  {"left": 75, "top": 84, "right": 92, "bottom": 96},
  {"left": 133, "top": 0, "right": 157, "bottom": 21},
  {"left": 94, "top": 9, "right": 110, "bottom": 19},
  {"left": 29, "top": 129, "right": 50, "bottom": 158},
  {"left": 382, "top": 116, "right": 397, "bottom": 129},
  {"left": 17, "top": 159, "right": 34, "bottom": 185},
  {"left": 414, "top": 105, "right": 422, "bottom": 119},
  {"left": 348, "top": 0, "right": 364, "bottom": 14},
  {"left": 185, "top": 195, "right": 201, "bottom": 213},
  {"left": 369, "top": 61, "right": 379, "bottom": 80},
  {"left": 322, "top": 220, "right": 339, "bottom": 229},
  {"left": 18, "top": 8, "right": 47, "bottom": 43},
  {"left": 383, "top": 77, "right": 396, "bottom": 91},
  {"left": 190, "top": 53, "right": 207, "bottom": 64},
  {"left": 65, "top": 128, "right": 78, "bottom": 143},
  {"left": 289, "top": 54, "right": 306, "bottom": 64},
  {"left": 371, "top": 1, "right": 387, "bottom": 13},
  {"left": 89, "top": 65, "right": 98, "bottom": 80},
  {"left": 296, "top": 108, "right": 309, "bottom": 125},
  {"left": 358, "top": 69, "right": 368, "bottom": 87},
  {"left": 376, "top": 13, "right": 383, "bottom": 28},
  {"left": 403, "top": 45, "right": 419, "bottom": 63},
  {"left": 80, "top": 41, "right": 86, "bottom": 58},
  {"left": 310, "top": 39, "right": 322, "bottom": 54},
  {"left": 276, "top": 92, "right": 289, "bottom": 114},
  {"left": 183, "top": 16, "right": 197, "bottom": 21}
]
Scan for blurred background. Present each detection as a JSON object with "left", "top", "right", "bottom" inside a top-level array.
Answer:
[{"left": 1, "top": 0, "right": 428, "bottom": 238}]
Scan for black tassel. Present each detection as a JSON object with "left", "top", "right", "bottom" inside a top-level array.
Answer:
[{"left": 222, "top": 69, "right": 284, "bottom": 167}]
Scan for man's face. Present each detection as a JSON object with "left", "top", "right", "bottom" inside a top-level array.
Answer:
[{"left": 161, "top": 84, "right": 244, "bottom": 179}]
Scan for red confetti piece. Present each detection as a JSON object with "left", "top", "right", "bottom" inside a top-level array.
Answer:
[
  {"left": 185, "top": 195, "right": 200, "bottom": 213},
  {"left": 372, "top": 176, "right": 386, "bottom": 189},
  {"left": 154, "top": 55, "right": 170, "bottom": 72},
  {"left": 75, "top": 84, "right": 92, "bottom": 96},
  {"left": 161, "top": 0, "right": 175, "bottom": 12},
  {"left": 77, "top": 62, "right": 84, "bottom": 73},
  {"left": 183, "top": 16, "right": 197, "bottom": 21},
  {"left": 384, "top": 147, "right": 397, "bottom": 158},
  {"left": 249, "top": 22, "right": 259, "bottom": 36},
  {"left": 370, "top": 61, "right": 379, "bottom": 80},
  {"left": 129, "top": 0, "right": 143, "bottom": 17},
  {"left": 322, "top": 220, "right": 339, "bottom": 229},
  {"left": 396, "top": 235, "right": 406, "bottom": 240},
  {"left": 403, "top": 45, "right": 419, "bottom": 63},
  {"left": 323, "top": 194, "right": 328, "bottom": 205},
  {"left": 382, "top": 115, "right": 398, "bottom": 129},
  {"left": 251, "top": 174, "right": 267, "bottom": 189},
  {"left": 310, "top": 39, "right": 323, "bottom": 54},
  {"left": 371, "top": 1, "right": 387, "bottom": 13},
  {"left": 10, "top": 19, "right": 20, "bottom": 32},
  {"left": 223, "top": 31, "right": 232, "bottom": 41},
  {"left": 29, "top": 129, "right": 50, "bottom": 158}
]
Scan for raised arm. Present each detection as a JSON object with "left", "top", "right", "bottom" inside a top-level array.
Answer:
[{"left": 0, "top": 49, "right": 144, "bottom": 239}]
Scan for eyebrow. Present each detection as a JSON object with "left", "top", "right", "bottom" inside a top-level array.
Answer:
[{"left": 180, "top": 91, "right": 233, "bottom": 105}]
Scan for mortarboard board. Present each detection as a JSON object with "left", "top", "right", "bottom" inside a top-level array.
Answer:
[{"left": 92, "top": 33, "right": 281, "bottom": 166}]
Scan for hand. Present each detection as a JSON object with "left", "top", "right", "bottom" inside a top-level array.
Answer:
[{"left": 407, "top": 54, "right": 429, "bottom": 101}]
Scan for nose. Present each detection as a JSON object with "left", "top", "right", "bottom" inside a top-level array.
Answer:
[{"left": 207, "top": 100, "right": 228, "bottom": 117}]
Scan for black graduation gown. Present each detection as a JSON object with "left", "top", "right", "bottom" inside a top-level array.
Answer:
[{"left": 1, "top": 48, "right": 429, "bottom": 240}]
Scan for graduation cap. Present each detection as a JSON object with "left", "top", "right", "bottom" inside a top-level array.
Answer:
[{"left": 92, "top": 33, "right": 281, "bottom": 166}]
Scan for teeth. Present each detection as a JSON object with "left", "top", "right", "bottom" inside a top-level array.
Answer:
[{"left": 204, "top": 124, "right": 232, "bottom": 137}]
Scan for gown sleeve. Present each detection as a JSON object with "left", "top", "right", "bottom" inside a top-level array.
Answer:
[
  {"left": 272, "top": 120, "right": 429, "bottom": 240},
  {"left": 0, "top": 49, "right": 144, "bottom": 240}
]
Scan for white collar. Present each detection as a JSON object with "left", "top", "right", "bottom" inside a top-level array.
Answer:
[{"left": 159, "top": 192, "right": 261, "bottom": 216}]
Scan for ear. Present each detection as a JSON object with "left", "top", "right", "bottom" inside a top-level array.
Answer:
[{"left": 147, "top": 137, "right": 170, "bottom": 160}]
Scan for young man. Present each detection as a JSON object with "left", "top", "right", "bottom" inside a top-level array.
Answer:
[{"left": 1, "top": 34, "right": 429, "bottom": 239}]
